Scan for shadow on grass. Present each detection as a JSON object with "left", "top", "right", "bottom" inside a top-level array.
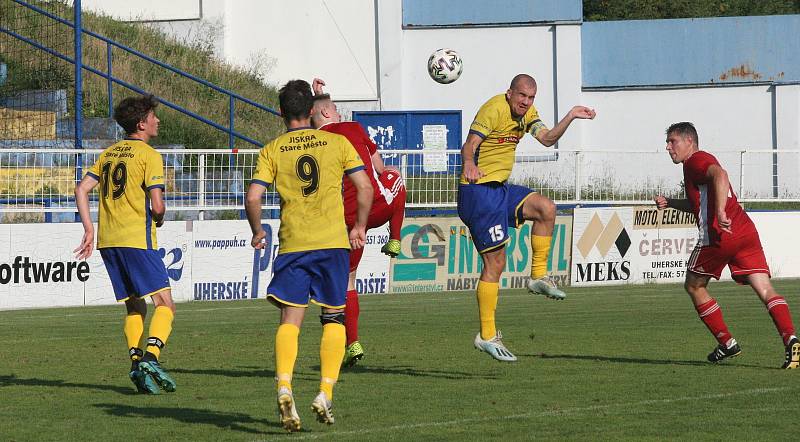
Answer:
[
  {"left": 531, "top": 353, "right": 767, "bottom": 368},
  {"left": 0, "top": 374, "right": 134, "bottom": 395},
  {"left": 94, "top": 403, "right": 287, "bottom": 435},
  {"left": 169, "top": 366, "right": 319, "bottom": 384},
  {"left": 169, "top": 366, "right": 275, "bottom": 378},
  {"left": 170, "top": 364, "right": 495, "bottom": 381},
  {"left": 339, "top": 365, "right": 500, "bottom": 380}
]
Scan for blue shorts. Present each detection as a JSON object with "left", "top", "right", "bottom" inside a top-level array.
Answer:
[
  {"left": 99, "top": 247, "right": 170, "bottom": 302},
  {"left": 266, "top": 249, "right": 349, "bottom": 309},
  {"left": 457, "top": 182, "right": 535, "bottom": 253}
]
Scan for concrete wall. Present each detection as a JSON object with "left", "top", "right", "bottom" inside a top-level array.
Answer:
[{"left": 83, "top": 0, "right": 379, "bottom": 101}]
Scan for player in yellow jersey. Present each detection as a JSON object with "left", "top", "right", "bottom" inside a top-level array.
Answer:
[
  {"left": 74, "top": 95, "right": 177, "bottom": 393},
  {"left": 459, "top": 74, "right": 596, "bottom": 362},
  {"left": 245, "top": 80, "right": 372, "bottom": 432}
]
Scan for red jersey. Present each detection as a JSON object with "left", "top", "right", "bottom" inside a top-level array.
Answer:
[
  {"left": 319, "top": 121, "right": 396, "bottom": 209},
  {"left": 683, "top": 150, "right": 755, "bottom": 246}
]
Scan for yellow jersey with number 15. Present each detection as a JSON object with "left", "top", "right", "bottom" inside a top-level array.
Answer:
[
  {"left": 461, "top": 93, "right": 549, "bottom": 184},
  {"left": 252, "top": 127, "right": 364, "bottom": 254},
  {"left": 85, "top": 139, "right": 165, "bottom": 250}
]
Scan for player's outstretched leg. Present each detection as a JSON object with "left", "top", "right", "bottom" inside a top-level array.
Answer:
[
  {"left": 311, "top": 391, "right": 335, "bottom": 424},
  {"left": 379, "top": 169, "right": 405, "bottom": 258},
  {"left": 782, "top": 336, "right": 800, "bottom": 369},
  {"left": 474, "top": 331, "right": 517, "bottom": 362},
  {"left": 707, "top": 339, "right": 742, "bottom": 363},
  {"left": 277, "top": 386, "right": 301, "bottom": 432}
]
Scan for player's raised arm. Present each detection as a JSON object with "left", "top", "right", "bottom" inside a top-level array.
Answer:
[
  {"left": 312, "top": 78, "right": 326, "bottom": 96},
  {"left": 460, "top": 133, "right": 484, "bottom": 183},
  {"left": 534, "top": 106, "right": 596, "bottom": 147}
]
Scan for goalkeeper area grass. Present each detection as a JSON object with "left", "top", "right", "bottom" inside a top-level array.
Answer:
[{"left": 1, "top": 279, "right": 799, "bottom": 440}]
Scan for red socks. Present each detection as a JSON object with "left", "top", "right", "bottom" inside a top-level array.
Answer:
[
  {"left": 388, "top": 188, "right": 406, "bottom": 240},
  {"left": 766, "top": 296, "right": 796, "bottom": 345},
  {"left": 344, "top": 289, "right": 360, "bottom": 345},
  {"left": 696, "top": 299, "right": 733, "bottom": 346}
]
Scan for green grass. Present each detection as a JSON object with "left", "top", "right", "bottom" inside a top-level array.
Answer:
[{"left": 1, "top": 279, "right": 800, "bottom": 440}]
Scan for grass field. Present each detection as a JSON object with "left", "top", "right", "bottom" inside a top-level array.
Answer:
[{"left": 2, "top": 279, "right": 799, "bottom": 441}]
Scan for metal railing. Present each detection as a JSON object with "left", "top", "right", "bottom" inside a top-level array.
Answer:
[{"left": 2, "top": 148, "right": 798, "bottom": 222}]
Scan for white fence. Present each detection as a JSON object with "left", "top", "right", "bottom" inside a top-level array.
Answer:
[{"left": 1, "top": 148, "right": 798, "bottom": 220}]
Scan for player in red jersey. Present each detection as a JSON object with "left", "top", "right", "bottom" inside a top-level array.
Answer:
[
  {"left": 655, "top": 122, "right": 799, "bottom": 368},
  {"left": 311, "top": 78, "right": 407, "bottom": 367}
]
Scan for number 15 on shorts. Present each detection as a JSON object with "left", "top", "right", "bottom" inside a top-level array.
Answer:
[{"left": 489, "top": 225, "right": 504, "bottom": 242}]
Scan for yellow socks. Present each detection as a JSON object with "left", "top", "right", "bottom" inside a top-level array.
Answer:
[
  {"left": 319, "top": 323, "right": 345, "bottom": 400},
  {"left": 124, "top": 313, "right": 144, "bottom": 359},
  {"left": 145, "top": 306, "right": 174, "bottom": 360},
  {"left": 477, "top": 280, "right": 499, "bottom": 340},
  {"left": 531, "top": 235, "right": 552, "bottom": 279},
  {"left": 275, "top": 323, "right": 300, "bottom": 391}
]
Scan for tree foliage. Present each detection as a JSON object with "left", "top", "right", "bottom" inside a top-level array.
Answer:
[{"left": 583, "top": 0, "right": 800, "bottom": 21}]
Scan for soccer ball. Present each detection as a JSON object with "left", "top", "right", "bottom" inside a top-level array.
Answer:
[{"left": 427, "top": 48, "right": 463, "bottom": 84}]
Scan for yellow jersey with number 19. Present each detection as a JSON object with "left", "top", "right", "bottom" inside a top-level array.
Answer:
[
  {"left": 85, "top": 139, "right": 165, "bottom": 250},
  {"left": 252, "top": 127, "right": 364, "bottom": 254},
  {"left": 461, "top": 93, "right": 549, "bottom": 184}
]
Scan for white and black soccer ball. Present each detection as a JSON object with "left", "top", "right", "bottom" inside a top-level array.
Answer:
[{"left": 427, "top": 48, "right": 463, "bottom": 84}]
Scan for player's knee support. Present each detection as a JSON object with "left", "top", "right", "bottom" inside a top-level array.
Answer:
[{"left": 319, "top": 312, "right": 345, "bottom": 326}]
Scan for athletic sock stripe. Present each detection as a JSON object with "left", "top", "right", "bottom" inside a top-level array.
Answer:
[
  {"left": 699, "top": 304, "right": 719, "bottom": 317},
  {"left": 768, "top": 298, "right": 787, "bottom": 310}
]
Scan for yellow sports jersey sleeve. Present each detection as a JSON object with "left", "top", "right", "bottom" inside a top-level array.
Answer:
[
  {"left": 461, "top": 94, "right": 544, "bottom": 184},
  {"left": 252, "top": 128, "right": 365, "bottom": 254},
  {"left": 87, "top": 139, "right": 164, "bottom": 250}
]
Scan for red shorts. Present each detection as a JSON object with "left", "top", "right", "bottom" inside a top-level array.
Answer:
[
  {"left": 687, "top": 231, "right": 770, "bottom": 283},
  {"left": 345, "top": 169, "right": 406, "bottom": 272}
]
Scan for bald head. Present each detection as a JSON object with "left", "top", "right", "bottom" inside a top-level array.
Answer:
[
  {"left": 509, "top": 74, "right": 536, "bottom": 91},
  {"left": 506, "top": 74, "right": 537, "bottom": 118}
]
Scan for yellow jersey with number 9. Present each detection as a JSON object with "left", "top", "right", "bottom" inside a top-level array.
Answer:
[
  {"left": 251, "top": 127, "right": 364, "bottom": 254},
  {"left": 461, "top": 94, "right": 548, "bottom": 184},
  {"left": 86, "top": 139, "right": 165, "bottom": 250}
]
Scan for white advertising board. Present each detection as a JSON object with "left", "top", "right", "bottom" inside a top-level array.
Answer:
[
  {"left": 0, "top": 224, "right": 13, "bottom": 309},
  {"left": 750, "top": 212, "right": 800, "bottom": 279},
  {"left": 2, "top": 223, "right": 87, "bottom": 308},
  {"left": 191, "top": 219, "right": 280, "bottom": 301},
  {"left": 572, "top": 207, "right": 699, "bottom": 286},
  {"left": 354, "top": 223, "right": 391, "bottom": 295}
]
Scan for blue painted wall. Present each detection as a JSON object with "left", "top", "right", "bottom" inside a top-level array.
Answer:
[
  {"left": 402, "top": 0, "right": 582, "bottom": 27},
  {"left": 582, "top": 15, "right": 800, "bottom": 88}
]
